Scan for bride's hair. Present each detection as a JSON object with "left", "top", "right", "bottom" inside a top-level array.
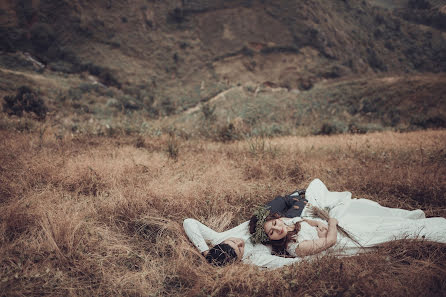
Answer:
[{"left": 250, "top": 213, "right": 301, "bottom": 256}]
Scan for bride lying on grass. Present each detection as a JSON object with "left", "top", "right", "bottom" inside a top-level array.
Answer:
[
  {"left": 250, "top": 179, "right": 446, "bottom": 258},
  {"left": 184, "top": 179, "right": 446, "bottom": 267}
]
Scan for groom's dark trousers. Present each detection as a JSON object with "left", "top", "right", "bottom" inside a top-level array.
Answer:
[{"left": 266, "top": 189, "right": 307, "bottom": 218}]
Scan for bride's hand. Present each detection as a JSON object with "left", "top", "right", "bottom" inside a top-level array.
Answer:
[
  {"left": 328, "top": 218, "right": 338, "bottom": 226},
  {"left": 317, "top": 224, "right": 328, "bottom": 238},
  {"left": 317, "top": 221, "right": 328, "bottom": 229}
]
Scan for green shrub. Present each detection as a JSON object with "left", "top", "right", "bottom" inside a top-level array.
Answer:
[
  {"left": 160, "top": 97, "right": 176, "bottom": 116},
  {"left": 68, "top": 87, "right": 83, "bottom": 101},
  {"left": 118, "top": 95, "right": 141, "bottom": 111},
  {"left": 410, "top": 115, "right": 446, "bottom": 129},
  {"left": 30, "top": 23, "right": 55, "bottom": 52},
  {"left": 0, "top": 27, "right": 28, "bottom": 52},
  {"left": 3, "top": 86, "right": 47, "bottom": 120},
  {"left": 81, "top": 63, "right": 121, "bottom": 88},
  {"left": 348, "top": 122, "right": 384, "bottom": 134},
  {"left": 367, "top": 48, "right": 387, "bottom": 71},
  {"left": 247, "top": 136, "right": 279, "bottom": 159},
  {"left": 408, "top": 0, "right": 431, "bottom": 9},
  {"left": 0, "top": 53, "right": 35, "bottom": 70},
  {"left": 317, "top": 122, "right": 346, "bottom": 135},
  {"left": 167, "top": 8, "right": 185, "bottom": 24},
  {"left": 217, "top": 123, "right": 240, "bottom": 142},
  {"left": 251, "top": 123, "right": 287, "bottom": 138},
  {"left": 48, "top": 60, "right": 75, "bottom": 73},
  {"left": 166, "top": 133, "right": 180, "bottom": 160},
  {"left": 201, "top": 104, "right": 216, "bottom": 122},
  {"left": 78, "top": 83, "right": 99, "bottom": 94}
]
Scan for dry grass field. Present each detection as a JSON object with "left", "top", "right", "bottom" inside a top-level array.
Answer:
[{"left": 1, "top": 129, "right": 446, "bottom": 296}]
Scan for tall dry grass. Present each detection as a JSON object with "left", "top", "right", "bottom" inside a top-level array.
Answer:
[{"left": 0, "top": 129, "right": 445, "bottom": 296}]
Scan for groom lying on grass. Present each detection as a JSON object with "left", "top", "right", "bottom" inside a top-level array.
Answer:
[
  {"left": 183, "top": 189, "right": 308, "bottom": 268},
  {"left": 185, "top": 178, "right": 444, "bottom": 269}
]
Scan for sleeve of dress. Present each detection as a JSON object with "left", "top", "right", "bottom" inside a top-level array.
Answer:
[
  {"left": 248, "top": 245, "right": 301, "bottom": 269},
  {"left": 304, "top": 179, "right": 352, "bottom": 212},
  {"left": 286, "top": 226, "right": 305, "bottom": 257},
  {"left": 183, "top": 218, "right": 220, "bottom": 253},
  {"left": 286, "top": 241, "right": 300, "bottom": 257}
]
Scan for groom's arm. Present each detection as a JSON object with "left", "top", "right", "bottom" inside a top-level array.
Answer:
[
  {"left": 183, "top": 218, "right": 219, "bottom": 254},
  {"left": 247, "top": 244, "right": 301, "bottom": 269}
]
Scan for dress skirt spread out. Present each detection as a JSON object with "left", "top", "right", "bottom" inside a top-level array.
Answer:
[{"left": 285, "top": 179, "right": 446, "bottom": 257}]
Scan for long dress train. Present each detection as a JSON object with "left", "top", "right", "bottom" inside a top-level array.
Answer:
[{"left": 287, "top": 179, "right": 446, "bottom": 257}]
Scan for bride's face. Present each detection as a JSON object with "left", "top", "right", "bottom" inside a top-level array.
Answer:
[{"left": 264, "top": 218, "right": 288, "bottom": 241}]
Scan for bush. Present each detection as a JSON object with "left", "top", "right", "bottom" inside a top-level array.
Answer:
[
  {"left": 15, "top": 0, "right": 35, "bottom": 25},
  {"left": 168, "top": 8, "right": 185, "bottom": 24},
  {"left": 367, "top": 48, "right": 387, "bottom": 71},
  {"left": 410, "top": 115, "right": 446, "bottom": 129},
  {"left": 160, "top": 97, "right": 176, "bottom": 116},
  {"left": 201, "top": 104, "right": 216, "bottom": 122},
  {"left": 166, "top": 134, "right": 180, "bottom": 160},
  {"left": 68, "top": 87, "right": 83, "bottom": 101},
  {"left": 48, "top": 60, "right": 75, "bottom": 73},
  {"left": 3, "top": 86, "right": 47, "bottom": 120},
  {"left": 408, "top": 0, "right": 431, "bottom": 9},
  {"left": 81, "top": 63, "right": 121, "bottom": 88},
  {"left": 30, "top": 22, "right": 55, "bottom": 52},
  {"left": 317, "top": 122, "right": 346, "bottom": 135},
  {"left": 217, "top": 123, "right": 238, "bottom": 142},
  {"left": 0, "top": 27, "right": 29, "bottom": 52},
  {"left": 0, "top": 53, "right": 35, "bottom": 70},
  {"left": 118, "top": 95, "right": 142, "bottom": 111}
]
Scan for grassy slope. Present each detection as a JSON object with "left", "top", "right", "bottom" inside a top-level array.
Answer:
[
  {"left": 1, "top": 129, "right": 445, "bottom": 296},
  {"left": 172, "top": 73, "right": 446, "bottom": 137},
  {"left": 1, "top": 0, "right": 446, "bottom": 109},
  {"left": 1, "top": 0, "right": 446, "bottom": 138}
]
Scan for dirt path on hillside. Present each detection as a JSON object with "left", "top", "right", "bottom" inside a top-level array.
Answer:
[{"left": 183, "top": 86, "right": 243, "bottom": 115}]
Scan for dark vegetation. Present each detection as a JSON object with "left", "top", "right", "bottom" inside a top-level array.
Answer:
[{"left": 3, "top": 86, "right": 47, "bottom": 120}]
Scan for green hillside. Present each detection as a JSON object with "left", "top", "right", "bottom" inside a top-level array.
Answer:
[{"left": 1, "top": 0, "right": 445, "bottom": 137}]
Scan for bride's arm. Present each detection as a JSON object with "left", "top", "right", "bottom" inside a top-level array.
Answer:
[
  {"left": 183, "top": 218, "right": 220, "bottom": 255},
  {"left": 294, "top": 218, "right": 338, "bottom": 257},
  {"left": 303, "top": 219, "right": 326, "bottom": 228}
]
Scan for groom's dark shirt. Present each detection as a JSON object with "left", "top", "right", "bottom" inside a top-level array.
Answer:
[{"left": 266, "top": 190, "right": 307, "bottom": 218}]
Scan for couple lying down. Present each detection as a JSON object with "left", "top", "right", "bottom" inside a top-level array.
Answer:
[{"left": 183, "top": 179, "right": 446, "bottom": 269}]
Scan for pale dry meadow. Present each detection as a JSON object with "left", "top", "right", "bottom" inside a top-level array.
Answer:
[{"left": 1, "top": 129, "right": 445, "bottom": 296}]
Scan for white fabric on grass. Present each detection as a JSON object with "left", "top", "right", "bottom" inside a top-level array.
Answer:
[{"left": 286, "top": 179, "right": 446, "bottom": 257}]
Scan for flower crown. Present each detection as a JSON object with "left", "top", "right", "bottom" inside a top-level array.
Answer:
[{"left": 250, "top": 206, "right": 271, "bottom": 244}]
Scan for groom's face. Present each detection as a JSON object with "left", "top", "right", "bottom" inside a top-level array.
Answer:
[{"left": 222, "top": 237, "right": 245, "bottom": 260}]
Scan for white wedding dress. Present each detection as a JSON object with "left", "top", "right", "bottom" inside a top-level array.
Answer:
[{"left": 284, "top": 179, "right": 446, "bottom": 257}]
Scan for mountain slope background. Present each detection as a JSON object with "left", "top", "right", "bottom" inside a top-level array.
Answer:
[{"left": 1, "top": 0, "right": 446, "bottom": 137}]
